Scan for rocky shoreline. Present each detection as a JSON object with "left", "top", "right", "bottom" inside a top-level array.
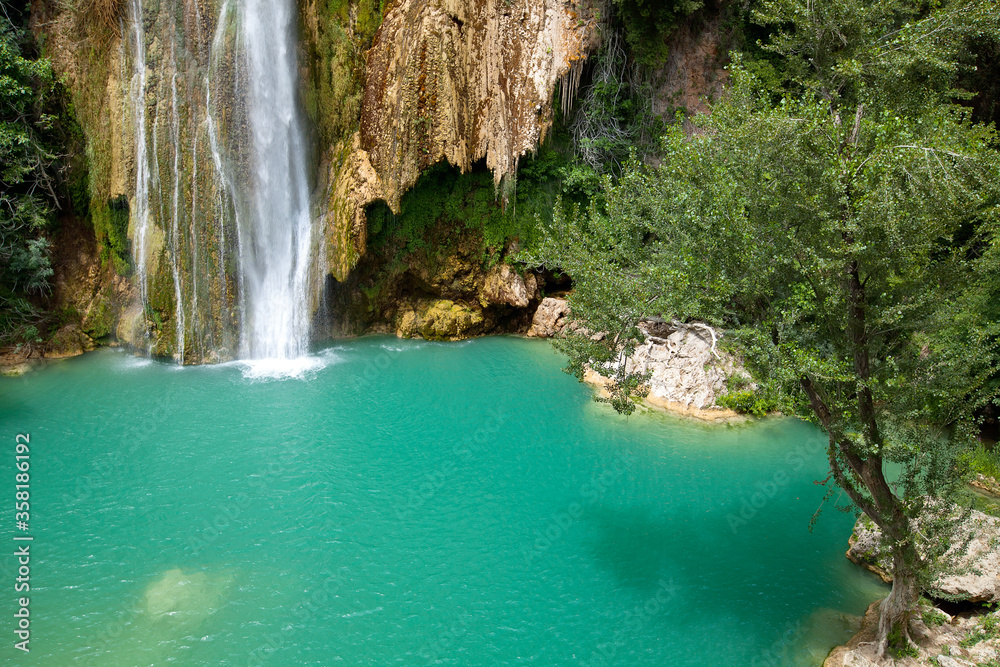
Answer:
[
  {"left": 824, "top": 600, "right": 1000, "bottom": 667},
  {"left": 527, "top": 297, "right": 749, "bottom": 422},
  {"left": 826, "top": 480, "right": 1000, "bottom": 666},
  {"left": 5, "top": 293, "right": 752, "bottom": 428}
]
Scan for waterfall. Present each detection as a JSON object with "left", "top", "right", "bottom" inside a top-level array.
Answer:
[
  {"left": 127, "top": 0, "right": 318, "bottom": 366},
  {"left": 236, "top": 0, "right": 314, "bottom": 361},
  {"left": 129, "top": 0, "right": 151, "bottom": 347},
  {"left": 168, "top": 51, "right": 186, "bottom": 362}
]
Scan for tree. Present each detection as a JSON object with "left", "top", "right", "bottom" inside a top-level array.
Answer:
[
  {"left": 0, "top": 16, "right": 63, "bottom": 344},
  {"left": 531, "top": 0, "right": 1000, "bottom": 656}
]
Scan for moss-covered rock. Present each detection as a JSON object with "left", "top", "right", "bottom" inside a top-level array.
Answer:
[
  {"left": 81, "top": 287, "right": 119, "bottom": 339},
  {"left": 45, "top": 323, "right": 95, "bottom": 358},
  {"left": 395, "top": 299, "right": 484, "bottom": 341}
]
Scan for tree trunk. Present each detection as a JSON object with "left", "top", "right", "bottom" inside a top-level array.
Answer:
[{"left": 876, "top": 539, "right": 920, "bottom": 657}]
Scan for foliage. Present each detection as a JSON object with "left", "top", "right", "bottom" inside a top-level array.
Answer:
[
  {"left": 0, "top": 18, "right": 67, "bottom": 344},
  {"left": 532, "top": 0, "right": 1000, "bottom": 654},
  {"left": 366, "top": 164, "right": 508, "bottom": 261},
  {"left": 920, "top": 605, "right": 947, "bottom": 628},
  {"left": 717, "top": 389, "right": 774, "bottom": 417},
  {"left": 887, "top": 622, "right": 920, "bottom": 658},
  {"left": 368, "top": 137, "right": 591, "bottom": 269},
  {"left": 962, "top": 442, "right": 1000, "bottom": 480},
  {"left": 716, "top": 390, "right": 754, "bottom": 413},
  {"left": 569, "top": 29, "right": 664, "bottom": 175},
  {"left": 611, "top": 0, "right": 704, "bottom": 70},
  {"left": 960, "top": 36, "right": 1000, "bottom": 126},
  {"left": 960, "top": 606, "right": 999, "bottom": 647},
  {"left": 90, "top": 194, "right": 131, "bottom": 275},
  {"left": 751, "top": 0, "right": 1000, "bottom": 113}
]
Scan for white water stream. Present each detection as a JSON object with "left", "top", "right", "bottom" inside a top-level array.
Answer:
[
  {"left": 128, "top": 0, "right": 316, "bottom": 368},
  {"left": 236, "top": 0, "right": 314, "bottom": 361}
]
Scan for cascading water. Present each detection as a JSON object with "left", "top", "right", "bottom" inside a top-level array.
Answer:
[
  {"left": 236, "top": 0, "right": 314, "bottom": 361},
  {"left": 127, "top": 0, "right": 318, "bottom": 367},
  {"left": 128, "top": 0, "right": 151, "bottom": 336}
]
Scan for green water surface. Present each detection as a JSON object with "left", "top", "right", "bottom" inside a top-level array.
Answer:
[{"left": 0, "top": 337, "right": 886, "bottom": 666}]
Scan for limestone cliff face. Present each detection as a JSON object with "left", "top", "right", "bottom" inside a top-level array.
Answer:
[
  {"left": 650, "top": 9, "right": 728, "bottom": 126},
  {"left": 29, "top": 2, "right": 139, "bottom": 349},
  {"left": 361, "top": 0, "right": 595, "bottom": 207},
  {"left": 317, "top": 0, "right": 598, "bottom": 282},
  {"left": 34, "top": 0, "right": 245, "bottom": 362}
]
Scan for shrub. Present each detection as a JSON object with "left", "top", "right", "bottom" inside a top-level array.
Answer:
[
  {"left": 961, "top": 606, "right": 999, "bottom": 647},
  {"left": 887, "top": 622, "right": 919, "bottom": 659},
  {"left": 963, "top": 442, "right": 1000, "bottom": 480},
  {"left": 717, "top": 389, "right": 775, "bottom": 417},
  {"left": 717, "top": 390, "right": 756, "bottom": 414}
]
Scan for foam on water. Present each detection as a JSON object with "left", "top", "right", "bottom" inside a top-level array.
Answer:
[
  {"left": 237, "top": 354, "right": 330, "bottom": 381},
  {"left": 113, "top": 353, "right": 157, "bottom": 371}
]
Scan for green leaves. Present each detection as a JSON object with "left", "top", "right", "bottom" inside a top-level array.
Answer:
[
  {"left": 611, "top": 0, "right": 704, "bottom": 70},
  {"left": 534, "top": 0, "right": 1000, "bottom": 500},
  {"left": 752, "top": 0, "right": 1000, "bottom": 114},
  {"left": 0, "top": 18, "right": 67, "bottom": 343},
  {"left": 532, "top": 0, "right": 1000, "bottom": 641}
]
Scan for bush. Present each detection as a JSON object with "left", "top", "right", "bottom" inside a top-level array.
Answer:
[
  {"left": 716, "top": 389, "right": 774, "bottom": 417},
  {"left": 717, "top": 390, "right": 756, "bottom": 413},
  {"left": 367, "top": 153, "right": 574, "bottom": 268},
  {"left": 961, "top": 606, "right": 999, "bottom": 647},
  {"left": 921, "top": 606, "right": 947, "bottom": 628},
  {"left": 963, "top": 442, "right": 1000, "bottom": 480},
  {"left": 0, "top": 18, "right": 65, "bottom": 344},
  {"left": 887, "top": 622, "right": 918, "bottom": 659}
]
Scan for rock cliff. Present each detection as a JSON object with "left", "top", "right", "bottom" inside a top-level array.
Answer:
[
  {"left": 584, "top": 321, "right": 746, "bottom": 420},
  {"left": 31, "top": 0, "right": 601, "bottom": 357},
  {"left": 529, "top": 309, "right": 746, "bottom": 419},
  {"left": 315, "top": 0, "right": 599, "bottom": 283},
  {"left": 33, "top": 0, "right": 247, "bottom": 361},
  {"left": 847, "top": 509, "right": 1000, "bottom": 604},
  {"left": 27, "top": 0, "right": 737, "bottom": 357}
]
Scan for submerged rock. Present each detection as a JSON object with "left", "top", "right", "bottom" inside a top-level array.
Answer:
[{"left": 144, "top": 568, "right": 227, "bottom": 622}]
